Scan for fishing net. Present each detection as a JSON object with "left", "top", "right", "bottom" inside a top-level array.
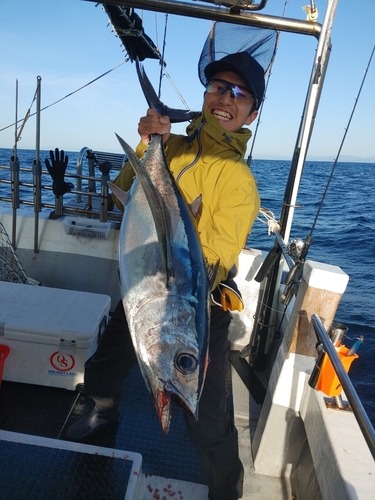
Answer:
[
  {"left": 0, "top": 223, "right": 28, "bottom": 284},
  {"left": 103, "top": 5, "right": 160, "bottom": 62},
  {"left": 198, "top": 22, "right": 278, "bottom": 86}
]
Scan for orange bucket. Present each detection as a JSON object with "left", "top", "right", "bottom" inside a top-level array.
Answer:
[
  {"left": 317, "top": 345, "right": 358, "bottom": 397},
  {"left": 0, "top": 345, "right": 10, "bottom": 387}
]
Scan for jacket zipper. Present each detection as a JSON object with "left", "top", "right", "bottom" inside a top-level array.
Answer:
[{"left": 175, "top": 120, "right": 205, "bottom": 183}]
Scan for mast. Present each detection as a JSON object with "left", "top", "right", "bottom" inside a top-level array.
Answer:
[{"left": 249, "top": 0, "right": 339, "bottom": 368}]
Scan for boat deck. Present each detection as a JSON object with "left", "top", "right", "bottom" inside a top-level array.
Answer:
[
  {"left": 0, "top": 363, "right": 205, "bottom": 499},
  {"left": 0, "top": 357, "right": 291, "bottom": 499}
]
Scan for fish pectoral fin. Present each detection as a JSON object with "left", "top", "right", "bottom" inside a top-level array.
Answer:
[
  {"left": 189, "top": 194, "right": 202, "bottom": 218},
  {"left": 206, "top": 259, "right": 220, "bottom": 291},
  {"left": 107, "top": 181, "right": 130, "bottom": 207}
]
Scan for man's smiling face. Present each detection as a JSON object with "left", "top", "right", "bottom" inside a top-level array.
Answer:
[{"left": 203, "top": 71, "right": 258, "bottom": 133}]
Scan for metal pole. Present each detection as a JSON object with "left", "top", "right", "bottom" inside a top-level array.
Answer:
[
  {"left": 279, "top": 0, "right": 337, "bottom": 243},
  {"left": 99, "top": 161, "right": 111, "bottom": 223},
  {"left": 33, "top": 76, "right": 42, "bottom": 253},
  {"left": 76, "top": 147, "right": 91, "bottom": 203},
  {"left": 312, "top": 314, "right": 375, "bottom": 461},
  {"left": 93, "top": 0, "right": 321, "bottom": 38},
  {"left": 54, "top": 195, "right": 63, "bottom": 218},
  {"left": 11, "top": 79, "right": 20, "bottom": 248}
]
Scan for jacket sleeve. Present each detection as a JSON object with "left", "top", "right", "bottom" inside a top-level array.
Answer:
[{"left": 199, "top": 165, "right": 260, "bottom": 290}]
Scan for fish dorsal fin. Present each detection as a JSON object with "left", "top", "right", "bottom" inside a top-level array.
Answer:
[
  {"left": 189, "top": 195, "right": 202, "bottom": 218},
  {"left": 107, "top": 181, "right": 130, "bottom": 207},
  {"left": 115, "top": 133, "right": 170, "bottom": 281}
]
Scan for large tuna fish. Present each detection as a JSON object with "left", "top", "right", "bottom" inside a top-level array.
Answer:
[{"left": 109, "top": 132, "right": 215, "bottom": 434}]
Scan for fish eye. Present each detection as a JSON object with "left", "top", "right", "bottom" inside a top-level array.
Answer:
[{"left": 175, "top": 352, "right": 198, "bottom": 375}]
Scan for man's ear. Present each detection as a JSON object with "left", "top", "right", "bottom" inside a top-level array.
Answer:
[{"left": 245, "top": 109, "right": 258, "bottom": 126}]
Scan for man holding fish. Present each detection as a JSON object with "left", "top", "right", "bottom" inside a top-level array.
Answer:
[{"left": 67, "top": 51, "right": 263, "bottom": 500}]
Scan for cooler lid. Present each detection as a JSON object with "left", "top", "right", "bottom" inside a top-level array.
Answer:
[{"left": 0, "top": 282, "right": 111, "bottom": 348}]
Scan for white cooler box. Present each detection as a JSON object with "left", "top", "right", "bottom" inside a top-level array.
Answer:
[{"left": 0, "top": 281, "right": 111, "bottom": 390}]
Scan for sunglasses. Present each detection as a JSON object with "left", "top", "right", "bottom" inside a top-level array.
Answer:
[{"left": 206, "top": 78, "right": 257, "bottom": 107}]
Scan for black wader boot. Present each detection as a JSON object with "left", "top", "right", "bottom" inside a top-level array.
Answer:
[
  {"left": 65, "top": 394, "right": 120, "bottom": 441},
  {"left": 65, "top": 300, "right": 136, "bottom": 442}
]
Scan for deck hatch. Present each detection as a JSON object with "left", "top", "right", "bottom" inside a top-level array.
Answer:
[{"left": 0, "top": 430, "right": 142, "bottom": 500}]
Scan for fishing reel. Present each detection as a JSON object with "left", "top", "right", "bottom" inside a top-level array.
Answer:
[
  {"left": 287, "top": 238, "right": 305, "bottom": 260},
  {"left": 280, "top": 238, "right": 307, "bottom": 305}
]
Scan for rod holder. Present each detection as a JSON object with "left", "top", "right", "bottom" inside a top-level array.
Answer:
[
  {"left": 316, "top": 345, "right": 358, "bottom": 397},
  {"left": 329, "top": 321, "right": 348, "bottom": 347}
]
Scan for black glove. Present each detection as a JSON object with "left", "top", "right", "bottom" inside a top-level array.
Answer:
[{"left": 45, "top": 148, "right": 74, "bottom": 196}]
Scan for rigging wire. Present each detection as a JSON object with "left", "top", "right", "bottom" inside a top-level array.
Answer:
[
  {"left": 247, "top": 5, "right": 373, "bottom": 362},
  {"left": 308, "top": 42, "right": 375, "bottom": 239},
  {"left": 162, "top": 71, "right": 192, "bottom": 110},
  {"left": 158, "top": 14, "right": 169, "bottom": 99},
  {"left": 154, "top": 11, "right": 159, "bottom": 48},
  {"left": 0, "top": 61, "right": 126, "bottom": 136},
  {"left": 12, "top": 84, "right": 40, "bottom": 145},
  {"left": 272, "top": 44, "right": 375, "bottom": 332}
]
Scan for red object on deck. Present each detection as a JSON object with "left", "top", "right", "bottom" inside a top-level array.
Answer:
[{"left": 0, "top": 345, "right": 10, "bottom": 387}]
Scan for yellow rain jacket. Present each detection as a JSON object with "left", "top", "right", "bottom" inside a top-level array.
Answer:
[{"left": 113, "top": 110, "right": 260, "bottom": 292}]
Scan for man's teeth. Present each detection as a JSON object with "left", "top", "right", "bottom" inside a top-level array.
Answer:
[{"left": 213, "top": 110, "right": 231, "bottom": 121}]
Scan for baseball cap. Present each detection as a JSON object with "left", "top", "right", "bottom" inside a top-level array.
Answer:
[{"left": 204, "top": 51, "right": 265, "bottom": 109}]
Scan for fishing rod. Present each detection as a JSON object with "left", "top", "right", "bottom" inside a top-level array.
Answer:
[
  {"left": 308, "top": 42, "right": 375, "bottom": 240},
  {"left": 248, "top": 35, "right": 374, "bottom": 370},
  {"left": 282, "top": 39, "right": 375, "bottom": 283}
]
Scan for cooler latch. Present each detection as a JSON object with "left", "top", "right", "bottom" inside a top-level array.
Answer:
[{"left": 59, "top": 338, "right": 76, "bottom": 355}]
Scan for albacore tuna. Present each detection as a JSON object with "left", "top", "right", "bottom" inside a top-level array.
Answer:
[{"left": 109, "top": 132, "right": 215, "bottom": 434}]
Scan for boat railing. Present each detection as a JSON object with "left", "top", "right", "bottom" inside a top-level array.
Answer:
[
  {"left": 75, "top": 147, "right": 126, "bottom": 202},
  {"left": 0, "top": 148, "right": 126, "bottom": 224},
  {"left": 310, "top": 314, "right": 375, "bottom": 460}
]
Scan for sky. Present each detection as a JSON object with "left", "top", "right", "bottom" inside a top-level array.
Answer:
[{"left": 0, "top": 0, "right": 374, "bottom": 162}]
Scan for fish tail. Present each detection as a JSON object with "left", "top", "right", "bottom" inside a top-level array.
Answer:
[{"left": 135, "top": 58, "right": 200, "bottom": 123}]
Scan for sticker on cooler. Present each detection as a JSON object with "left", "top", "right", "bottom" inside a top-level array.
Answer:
[{"left": 49, "top": 352, "right": 77, "bottom": 377}]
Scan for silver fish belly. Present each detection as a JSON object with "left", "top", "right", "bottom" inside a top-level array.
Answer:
[{"left": 114, "top": 133, "right": 211, "bottom": 434}]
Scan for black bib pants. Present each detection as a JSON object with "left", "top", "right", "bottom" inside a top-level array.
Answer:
[{"left": 84, "top": 300, "right": 244, "bottom": 500}]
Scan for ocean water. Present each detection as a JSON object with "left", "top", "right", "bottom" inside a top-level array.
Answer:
[
  {"left": 250, "top": 158, "right": 375, "bottom": 427},
  {"left": 0, "top": 149, "right": 374, "bottom": 427}
]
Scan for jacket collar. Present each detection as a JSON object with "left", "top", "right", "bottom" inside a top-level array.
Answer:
[{"left": 185, "top": 110, "right": 252, "bottom": 156}]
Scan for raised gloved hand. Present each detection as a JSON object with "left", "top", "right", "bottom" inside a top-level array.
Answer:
[{"left": 45, "top": 148, "right": 74, "bottom": 196}]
